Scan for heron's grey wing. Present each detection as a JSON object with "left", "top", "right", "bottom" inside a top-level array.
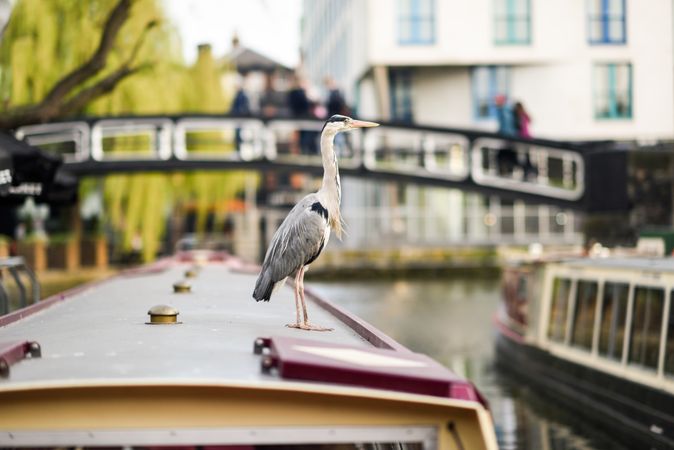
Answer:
[{"left": 262, "top": 195, "right": 328, "bottom": 282}]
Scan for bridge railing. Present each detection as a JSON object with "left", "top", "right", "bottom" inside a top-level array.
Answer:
[
  {"left": 15, "top": 121, "right": 90, "bottom": 162},
  {"left": 174, "top": 117, "right": 267, "bottom": 161},
  {"left": 471, "top": 138, "right": 584, "bottom": 201},
  {"left": 91, "top": 118, "right": 173, "bottom": 161},
  {"left": 363, "top": 126, "right": 470, "bottom": 181},
  {"left": 14, "top": 115, "right": 603, "bottom": 208}
]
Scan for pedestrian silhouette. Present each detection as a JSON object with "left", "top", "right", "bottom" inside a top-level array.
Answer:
[
  {"left": 324, "top": 76, "right": 350, "bottom": 116},
  {"left": 288, "top": 75, "right": 318, "bottom": 155},
  {"left": 514, "top": 101, "right": 532, "bottom": 139},
  {"left": 494, "top": 94, "right": 517, "bottom": 175},
  {"left": 259, "top": 72, "right": 287, "bottom": 118},
  {"left": 229, "top": 82, "right": 250, "bottom": 151},
  {"left": 324, "top": 76, "right": 352, "bottom": 155}
]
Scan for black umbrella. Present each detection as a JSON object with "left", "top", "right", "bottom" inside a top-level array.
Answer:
[
  {"left": 0, "top": 132, "right": 64, "bottom": 205},
  {"left": 0, "top": 141, "right": 11, "bottom": 195},
  {"left": 43, "top": 170, "right": 78, "bottom": 204}
]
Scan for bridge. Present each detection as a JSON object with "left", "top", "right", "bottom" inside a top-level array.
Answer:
[{"left": 11, "top": 114, "right": 629, "bottom": 211}]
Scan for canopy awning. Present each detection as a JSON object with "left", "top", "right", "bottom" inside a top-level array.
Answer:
[
  {"left": 0, "top": 143, "right": 12, "bottom": 195},
  {"left": 0, "top": 132, "right": 67, "bottom": 204}
]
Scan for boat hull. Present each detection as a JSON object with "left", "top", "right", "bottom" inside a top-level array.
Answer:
[{"left": 495, "top": 324, "right": 674, "bottom": 449}]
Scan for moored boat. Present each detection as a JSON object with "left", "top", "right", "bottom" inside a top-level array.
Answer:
[
  {"left": 0, "top": 251, "right": 497, "bottom": 449},
  {"left": 496, "top": 254, "right": 674, "bottom": 449}
]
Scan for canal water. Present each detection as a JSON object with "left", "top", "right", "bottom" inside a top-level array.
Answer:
[{"left": 309, "top": 276, "right": 630, "bottom": 450}]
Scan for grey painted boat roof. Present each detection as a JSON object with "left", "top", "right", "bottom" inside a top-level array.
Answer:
[
  {"left": 560, "top": 257, "right": 674, "bottom": 273},
  {"left": 0, "top": 257, "right": 374, "bottom": 386}
]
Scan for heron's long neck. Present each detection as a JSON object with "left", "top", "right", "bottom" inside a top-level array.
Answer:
[{"left": 319, "top": 130, "right": 343, "bottom": 237}]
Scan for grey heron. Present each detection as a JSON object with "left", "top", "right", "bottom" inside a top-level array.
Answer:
[{"left": 253, "top": 115, "right": 379, "bottom": 331}]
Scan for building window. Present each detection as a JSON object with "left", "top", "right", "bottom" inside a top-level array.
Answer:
[
  {"left": 598, "top": 282, "right": 629, "bottom": 361},
  {"left": 389, "top": 69, "right": 413, "bottom": 122},
  {"left": 571, "top": 280, "right": 598, "bottom": 350},
  {"left": 594, "top": 63, "right": 632, "bottom": 119},
  {"left": 472, "top": 66, "right": 509, "bottom": 120},
  {"left": 494, "top": 0, "right": 531, "bottom": 45},
  {"left": 588, "top": 0, "right": 626, "bottom": 44},
  {"left": 628, "top": 286, "right": 664, "bottom": 371},
  {"left": 398, "top": 0, "right": 435, "bottom": 45},
  {"left": 548, "top": 278, "right": 572, "bottom": 343}
]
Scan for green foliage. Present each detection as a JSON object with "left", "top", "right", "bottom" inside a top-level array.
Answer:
[
  {"left": 2, "top": 0, "right": 257, "bottom": 262},
  {"left": 184, "top": 46, "right": 227, "bottom": 113}
]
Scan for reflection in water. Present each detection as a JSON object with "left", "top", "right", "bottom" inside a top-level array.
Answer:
[{"left": 308, "top": 277, "right": 626, "bottom": 450}]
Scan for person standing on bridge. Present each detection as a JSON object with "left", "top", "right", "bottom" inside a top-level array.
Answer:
[
  {"left": 514, "top": 101, "right": 532, "bottom": 139},
  {"left": 230, "top": 85, "right": 251, "bottom": 116},
  {"left": 229, "top": 80, "right": 251, "bottom": 151},
  {"left": 324, "top": 76, "right": 351, "bottom": 154},
  {"left": 259, "top": 72, "right": 287, "bottom": 118},
  {"left": 494, "top": 94, "right": 517, "bottom": 176},
  {"left": 324, "top": 76, "right": 350, "bottom": 117},
  {"left": 288, "top": 75, "right": 318, "bottom": 155},
  {"left": 513, "top": 101, "right": 537, "bottom": 180},
  {"left": 494, "top": 94, "right": 516, "bottom": 137}
]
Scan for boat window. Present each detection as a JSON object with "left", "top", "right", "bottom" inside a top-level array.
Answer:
[
  {"left": 570, "top": 280, "right": 598, "bottom": 350},
  {"left": 598, "top": 282, "right": 629, "bottom": 361},
  {"left": 665, "top": 290, "right": 674, "bottom": 377},
  {"left": 548, "top": 277, "right": 572, "bottom": 342},
  {"left": 628, "top": 286, "right": 665, "bottom": 370}
]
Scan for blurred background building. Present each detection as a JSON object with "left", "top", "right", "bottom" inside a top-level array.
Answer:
[
  {"left": 302, "top": 0, "right": 674, "bottom": 142},
  {"left": 222, "top": 33, "right": 294, "bottom": 116},
  {"left": 0, "top": 0, "right": 672, "bottom": 270},
  {"left": 301, "top": 0, "right": 672, "bottom": 252}
]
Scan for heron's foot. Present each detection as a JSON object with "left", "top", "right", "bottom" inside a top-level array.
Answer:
[
  {"left": 285, "top": 322, "right": 333, "bottom": 331},
  {"left": 300, "top": 322, "right": 334, "bottom": 332}
]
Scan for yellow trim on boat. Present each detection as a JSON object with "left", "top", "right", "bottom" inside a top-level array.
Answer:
[{"left": 0, "top": 380, "right": 498, "bottom": 450}]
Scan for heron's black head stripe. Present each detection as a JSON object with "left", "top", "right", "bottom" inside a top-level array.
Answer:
[
  {"left": 310, "top": 201, "right": 329, "bottom": 220},
  {"left": 322, "top": 114, "right": 350, "bottom": 132},
  {"left": 327, "top": 114, "right": 349, "bottom": 123}
]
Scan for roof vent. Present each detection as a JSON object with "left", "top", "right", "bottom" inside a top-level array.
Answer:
[
  {"left": 146, "top": 305, "right": 181, "bottom": 325},
  {"left": 173, "top": 280, "right": 191, "bottom": 293}
]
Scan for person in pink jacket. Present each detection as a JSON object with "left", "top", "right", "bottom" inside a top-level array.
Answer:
[{"left": 514, "top": 101, "right": 532, "bottom": 139}]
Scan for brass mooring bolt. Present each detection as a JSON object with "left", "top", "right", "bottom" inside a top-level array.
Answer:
[
  {"left": 173, "top": 280, "right": 191, "bottom": 293},
  {"left": 184, "top": 268, "right": 198, "bottom": 278},
  {"left": 146, "top": 304, "right": 181, "bottom": 325}
]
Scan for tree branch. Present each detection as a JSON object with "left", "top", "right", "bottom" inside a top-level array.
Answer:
[
  {"left": 59, "top": 63, "right": 150, "bottom": 115},
  {"left": 57, "top": 18, "right": 159, "bottom": 117},
  {"left": 0, "top": 2, "right": 162, "bottom": 130},
  {"left": 39, "top": 0, "right": 132, "bottom": 109}
]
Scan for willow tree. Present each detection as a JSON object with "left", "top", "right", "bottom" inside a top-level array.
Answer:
[
  {"left": 0, "top": 0, "right": 161, "bottom": 128},
  {"left": 0, "top": 0, "right": 257, "bottom": 262},
  {"left": 95, "top": 44, "right": 256, "bottom": 261}
]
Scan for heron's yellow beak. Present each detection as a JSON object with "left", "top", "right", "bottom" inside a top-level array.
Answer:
[{"left": 350, "top": 120, "right": 379, "bottom": 128}]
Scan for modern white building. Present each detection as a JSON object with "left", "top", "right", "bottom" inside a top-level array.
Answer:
[
  {"left": 299, "top": 0, "right": 674, "bottom": 250},
  {"left": 302, "top": 0, "right": 674, "bottom": 142}
]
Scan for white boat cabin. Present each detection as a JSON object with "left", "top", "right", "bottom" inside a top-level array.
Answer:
[{"left": 518, "top": 258, "right": 674, "bottom": 394}]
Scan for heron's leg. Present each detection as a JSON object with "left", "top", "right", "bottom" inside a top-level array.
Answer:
[
  {"left": 299, "top": 266, "right": 309, "bottom": 324},
  {"left": 298, "top": 266, "right": 333, "bottom": 332},
  {"left": 285, "top": 271, "right": 303, "bottom": 329}
]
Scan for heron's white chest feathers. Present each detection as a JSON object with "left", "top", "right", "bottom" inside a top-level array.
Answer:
[{"left": 322, "top": 222, "right": 331, "bottom": 248}]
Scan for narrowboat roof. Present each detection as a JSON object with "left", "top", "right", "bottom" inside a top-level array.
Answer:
[
  {"left": 0, "top": 251, "right": 482, "bottom": 404},
  {"left": 558, "top": 256, "right": 674, "bottom": 273},
  {"left": 0, "top": 252, "right": 500, "bottom": 450}
]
